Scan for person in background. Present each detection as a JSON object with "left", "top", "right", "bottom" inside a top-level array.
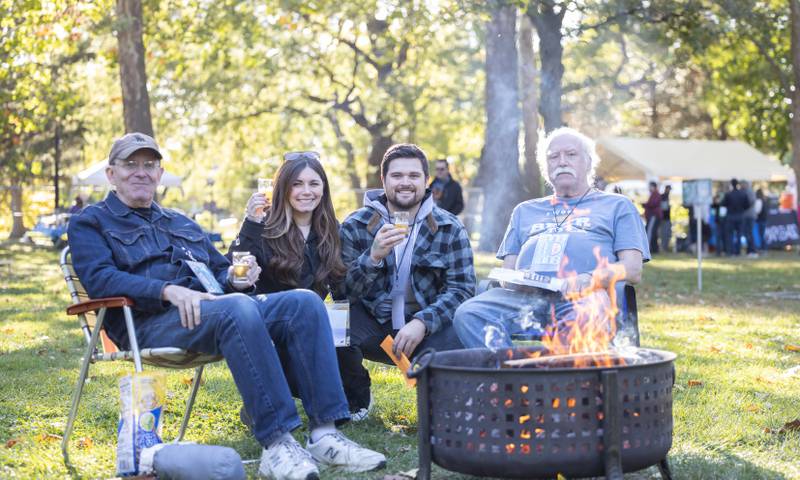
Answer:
[
  {"left": 228, "top": 152, "right": 376, "bottom": 421},
  {"left": 722, "top": 178, "right": 750, "bottom": 256},
  {"left": 70, "top": 133, "right": 386, "bottom": 480},
  {"left": 755, "top": 188, "right": 768, "bottom": 252},
  {"left": 642, "top": 181, "right": 662, "bottom": 254},
  {"left": 659, "top": 185, "right": 672, "bottom": 253},
  {"left": 429, "top": 158, "right": 464, "bottom": 216},
  {"left": 741, "top": 180, "right": 758, "bottom": 257},
  {"left": 68, "top": 195, "right": 84, "bottom": 214}
]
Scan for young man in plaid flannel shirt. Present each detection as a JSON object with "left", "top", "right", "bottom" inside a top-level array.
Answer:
[{"left": 338, "top": 144, "right": 476, "bottom": 419}]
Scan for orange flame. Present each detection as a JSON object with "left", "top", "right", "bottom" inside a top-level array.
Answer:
[{"left": 534, "top": 246, "right": 627, "bottom": 367}]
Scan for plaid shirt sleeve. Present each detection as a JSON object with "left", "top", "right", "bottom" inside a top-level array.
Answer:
[
  {"left": 340, "top": 215, "right": 386, "bottom": 300},
  {"left": 413, "top": 221, "right": 476, "bottom": 334}
]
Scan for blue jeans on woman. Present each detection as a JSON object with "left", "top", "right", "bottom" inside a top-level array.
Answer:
[{"left": 123, "top": 290, "right": 350, "bottom": 448}]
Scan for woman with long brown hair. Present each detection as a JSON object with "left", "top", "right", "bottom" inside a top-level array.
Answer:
[
  {"left": 229, "top": 151, "right": 372, "bottom": 420},
  {"left": 231, "top": 152, "right": 345, "bottom": 296}
]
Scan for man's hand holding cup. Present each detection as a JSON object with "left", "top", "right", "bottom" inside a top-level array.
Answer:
[{"left": 370, "top": 222, "right": 407, "bottom": 265}]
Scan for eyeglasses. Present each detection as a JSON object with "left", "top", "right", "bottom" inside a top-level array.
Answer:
[
  {"left": 283, "top": 151, "right": 320, "bottom": 162},
  {"left": 112, "top": 159, "right": 161, "bottom": 172}
]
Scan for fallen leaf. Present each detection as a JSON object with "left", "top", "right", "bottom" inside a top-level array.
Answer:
[
  {"left": 785, "top": 345, "right": 800, "bottom": 352},
  {"left": 779, "top": 419, "right": 800, "bottom": 433},
  {"left": 709, "top": 345, "right": 722, "bottom": 353},
  {"left": 76, "top": 437, "right": 93, "bottom": 449},
  {"left": 5, "top": 438, "right": 19, "bottom": 448},
  {"left": 687, "top": 380, "right": 703, "bottom": 387},
  {"left": 37, "top": 433, "right": 62, "bottom": 443},
  {"left": 181, "top": 375, "right": 206, "bottom": 387},
  {"left": 745, "top": 404, "right": 760, "bottom": 413}
]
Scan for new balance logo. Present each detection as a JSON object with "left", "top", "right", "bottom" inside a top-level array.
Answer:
[{"left": 324, "top": 447, "right": 339, "bottom": 461}]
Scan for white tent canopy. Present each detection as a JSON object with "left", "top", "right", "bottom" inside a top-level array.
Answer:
[
  {"left": 72, "top": 160, "right": 183, "bottom": 187},
  {"left": 596, "top": 137, "right": 795, "bottom": 183}
]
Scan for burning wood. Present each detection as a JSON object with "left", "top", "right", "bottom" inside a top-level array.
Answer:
[{"left": 503, "top": 350, "right": 638, "bottom": 368}]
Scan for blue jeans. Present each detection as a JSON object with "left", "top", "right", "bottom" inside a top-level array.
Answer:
[
  {"left": 454, "top": 287, "right": 575, "bottom": 349},
  {"left": 124, "top": 290, "right": 350, "bottom": 448}
]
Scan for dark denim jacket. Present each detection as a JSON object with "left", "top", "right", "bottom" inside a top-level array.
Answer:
[{"left": 67, "top": 191, "right": 233, "bottom": 342}]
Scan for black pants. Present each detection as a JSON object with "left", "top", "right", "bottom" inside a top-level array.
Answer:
[{"left": 336, "top": 301, "right": 464, "bottom": 411}]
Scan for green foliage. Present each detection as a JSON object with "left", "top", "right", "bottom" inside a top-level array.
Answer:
[
  {"left": 0, "top": 0, "right": 99, "bottom": 184},
  {"left": 657, "top": 0, "right": 793, "bottom": 156}
]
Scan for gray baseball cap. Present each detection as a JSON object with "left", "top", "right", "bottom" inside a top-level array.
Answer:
[{"left": 108, "top": 132, "right": 163, "bottom": 164}]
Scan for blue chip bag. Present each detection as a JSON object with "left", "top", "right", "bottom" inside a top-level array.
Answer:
[{"left": 116, "top": 372, "right": 165, "bottom": 477}]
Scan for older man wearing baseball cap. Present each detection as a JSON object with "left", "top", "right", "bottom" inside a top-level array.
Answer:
[{"left": 68, "top": 132, "right": 386, "bottom": 480}]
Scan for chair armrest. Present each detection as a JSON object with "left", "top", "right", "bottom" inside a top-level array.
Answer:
[{"left": 66, "top": 297, "right": 135, "bottom": 315}]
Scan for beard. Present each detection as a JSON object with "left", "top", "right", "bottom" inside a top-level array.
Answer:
[{"left": 386, "top": 188, "right": 423, "bottom": 210}]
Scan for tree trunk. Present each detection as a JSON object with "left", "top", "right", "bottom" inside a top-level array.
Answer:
[
  {"left": 790, "top": 0, "right": 800, "bottom": 195},
  {"left": 116, "top": 0, "right": 154, "bottom": 136},
  {"left": 9, "top": 185, "right": 26, "bottom": 239},
  {"left": 365, "top": 133, "right": 394, "bottom": 188},
  {"left": 528, "top": 2, "right": 564, "bottom": 133},
  {"left": 477, "top": 2, "right": 525, "bottom": 252},
  {"left": 518, "top": 13, "right": 542, "bottom": 199},
  {"left": 326, "top": 110, "right": 363, "bottom": 205}
]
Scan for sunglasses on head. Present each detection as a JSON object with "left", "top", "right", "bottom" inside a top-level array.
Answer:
[{"left": 283, "top": 151, "right": 320, "bottom": 162}]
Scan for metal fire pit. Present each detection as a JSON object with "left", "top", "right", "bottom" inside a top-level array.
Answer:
[{"left": 408, "top": 347, "right": 676, "bottom": 480}]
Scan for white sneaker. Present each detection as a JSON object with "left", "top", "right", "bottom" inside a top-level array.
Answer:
[
  {"left": 306, "top": 432, "right": 386, "bottom": 473},
  {"left": 350, "top": 393, "right": 374, "bottom": 422},
  {"left": 259, "top": 437, "right": 320, "bottom": 480}
]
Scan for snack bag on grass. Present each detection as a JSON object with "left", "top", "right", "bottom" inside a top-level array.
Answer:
[{"left": 116, "top": 372, "right": 165, "bottom": 477}]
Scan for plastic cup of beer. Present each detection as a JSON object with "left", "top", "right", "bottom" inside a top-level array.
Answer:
[
  {"left": 231, "top": 251, "right": 251, "bottom": 284},
  {"left": 393, "top": 211, "right": 410, "bottom": 235},
  {"left": 256, "top": 178, "right": 273, "bottom": 215}
]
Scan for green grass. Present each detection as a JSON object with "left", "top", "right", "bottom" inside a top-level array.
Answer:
[{"left": 1, "top": 243, "right": 799, "bottom": 479}]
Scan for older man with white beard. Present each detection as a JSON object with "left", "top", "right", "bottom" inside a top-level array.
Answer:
[{"left": 453, "top": 127, "right": 650, "bottom": 349}]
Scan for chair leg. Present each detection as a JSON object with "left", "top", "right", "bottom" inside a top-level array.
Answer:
[
  {"left": 176, "top": 365, "right": 204, "bottom": 442},
  {"left": 62, "top": 325, "right": 102, "bottom": 467}
]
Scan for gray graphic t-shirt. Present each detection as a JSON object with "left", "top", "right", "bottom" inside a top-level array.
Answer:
[{"left": 497, "top": 190, "right": 651, "bottom": 279}]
